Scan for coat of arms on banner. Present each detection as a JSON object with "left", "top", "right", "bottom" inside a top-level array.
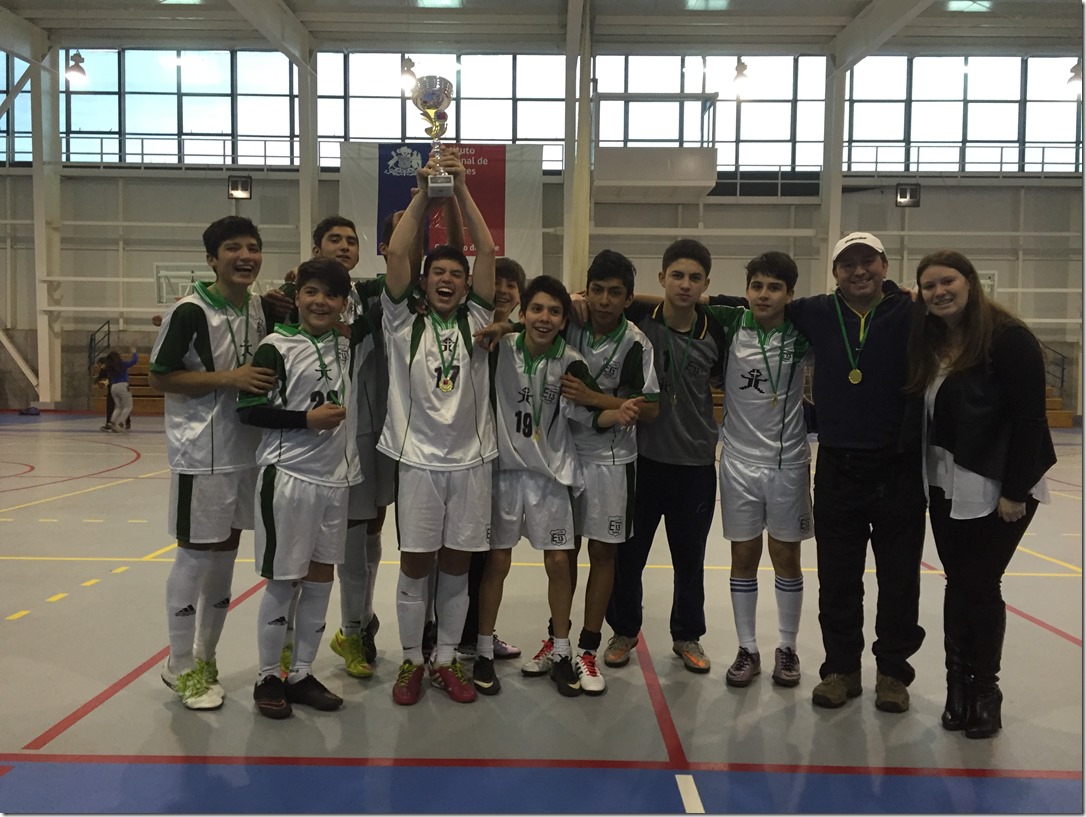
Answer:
[{"left": 386, "top": 146, "right": 423, "bottom": 176}]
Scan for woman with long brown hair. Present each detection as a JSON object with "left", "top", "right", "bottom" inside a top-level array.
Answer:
[{"left": 905, "top": 249, "right": 1056, "bottom": 739}]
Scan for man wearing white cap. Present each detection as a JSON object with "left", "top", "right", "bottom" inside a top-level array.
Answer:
[{"left": 783, "top": 232, "right": 926, "bottom": 712}]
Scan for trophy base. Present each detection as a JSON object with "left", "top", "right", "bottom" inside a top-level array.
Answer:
[{"left": 427, "top": 173, "right": 455, "bottom": 198}]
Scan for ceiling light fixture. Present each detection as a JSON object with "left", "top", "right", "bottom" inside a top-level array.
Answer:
[
  {"left": 734, "top": 56, "right": 747, "bottom": 99},
  {"left": 65, "top": 51, "right": 88, "bottom": 85},
  {"left": 401, "top": 56, "right": 417, "bottom": 94}
]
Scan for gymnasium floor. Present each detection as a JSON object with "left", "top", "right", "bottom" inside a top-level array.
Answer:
[{"left": 0, "top": 412, "right": 1081, "bottom": 814}]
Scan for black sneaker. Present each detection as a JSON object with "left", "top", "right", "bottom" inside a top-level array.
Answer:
[
  {"left": 362, "top": 613, "right": 380, "bottom": 665},
  {"left": 551, "top": 655, "right": 582, "bottom": 698},
  {"left": 285, "top": 674, "right": 343, "bottom": 711},
  {"left": 253, "top": 675, "right": 292, "bottom": 720},
  {"left": 473, "top": 656, "right": 502, "bottom": 696}
]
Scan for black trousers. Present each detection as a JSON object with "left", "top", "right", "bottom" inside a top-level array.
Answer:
[
  {"left": 928, "top": 486, "right": 1038, "bottom": 678},
  {"left": 606, "top": 456, "right": 717, "bottom": 642},
  {"left": 813, "top": 446, "right": 927, "bottom": 684}
]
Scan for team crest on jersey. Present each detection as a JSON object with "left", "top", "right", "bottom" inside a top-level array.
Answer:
[
  {"left": 780, "top": 347, "right": 794, "bottom": 362},
  {"left": 336, "top": 344, "right": 350, "bottom": 364},
  {"left": 550, "top": 528, "right": 568, "bottom": 547},
  {"left": 386, "top": 146, "right": 423, "bottom": 177},
  {"left": 799, "top": 514, "right": 812, "bottom": 534},
  {"left": 601, "top": 361, "right": 618, "bottom": 380},
  {"left": 542, "top": 383, "right": 561, "bottom": 404},
  {"left": 608, "top": 516, "right": 623, "bottom": 536}
]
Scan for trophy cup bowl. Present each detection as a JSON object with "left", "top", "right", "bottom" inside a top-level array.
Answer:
[{"left": 411, "top": 75, "right": 455, "bottom": 198}]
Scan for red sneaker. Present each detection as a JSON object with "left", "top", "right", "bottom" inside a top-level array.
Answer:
[
  {"left": 392, "top": 660, "right": 424, "bottom": 706},
  {"left": 429, "top": 660, "right": 477, "bottom": 703}
]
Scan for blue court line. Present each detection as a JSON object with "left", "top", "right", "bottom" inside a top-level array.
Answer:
[{"left": 0, "top": 757, "right": 1080, "bottom": 813}]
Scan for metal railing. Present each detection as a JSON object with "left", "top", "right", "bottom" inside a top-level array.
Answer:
[
  {"left": 1041, "top": 342, "right": 1069, "bottom": 402},
  {"left": 87, "top": 319, "right": 111, "bottom": 371}
]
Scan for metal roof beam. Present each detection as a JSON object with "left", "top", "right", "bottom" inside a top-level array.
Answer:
[
  {"left": 225, "top": 0, "right": 313, "bottom": 69},
  {"left": 831, "top": 0, "right": 936, "bottom": 74},
  {"left": 0, "top": 5, "right": 50, "bottom": 63}
]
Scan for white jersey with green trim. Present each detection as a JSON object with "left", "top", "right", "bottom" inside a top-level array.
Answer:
[
  {"left": 149, "top": 283, "right": 267, "bottom": 474},
  {"left": 491, "top": 333, "right": 596, "bottom": 490},
  {"left": 566, "top": 317, "right": 660, "bottom": 465},
  {"left": 377, "top": 291, "right": 498, "bottom": 471},
  {"left": 241, "top": 326, "right": 362, "bottom": 487},
  {"left": 721, "top": 310, "right": 812, "bottom": 468}
]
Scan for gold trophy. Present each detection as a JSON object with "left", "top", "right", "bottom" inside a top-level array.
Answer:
[{"left": 411, "top": 75, "right": 455, "bottom": 198}]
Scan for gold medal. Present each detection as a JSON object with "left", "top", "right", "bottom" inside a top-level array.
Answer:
[
  {"left": 533, "top": 428, "right": 541, "bottom": 442},
  {"left": 439, "top": 376, "right": 454, "bottom": 393},
  {"left": 771, "top": 395, "right": 778, "bottom": 407},
  {"left": 848, "top": 368, "right": 862, "bottom": 384},
  {"left": 671, "top": 393, "right": 678, "bottom": 406}
]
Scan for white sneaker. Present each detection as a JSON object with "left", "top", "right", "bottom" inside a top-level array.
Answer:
[
  {"left": 161, "top": 660, "right": 224, "bottom": 710},
  {"left": 575, "top": 651, "right": 606, "bottom": 695},
  {"left": 520, "top": 637, "right": 555, "bottom": 677},
  {"left": 196, "top": 658, "right": 225, "bottom": 698}
]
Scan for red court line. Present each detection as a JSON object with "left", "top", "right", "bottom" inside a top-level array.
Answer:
[
  {"left": 23, "top": 579, "right": 267, "bottom": 751},
  {"left": 0, "top": 444, "right": 142, "bottom": 494},
  {"left": 0, "top": 752, "right": 1078, "bottom": 782},
  {"left": 922, "top": 561, "right": 1082, "bottom": 647},
  {"left": 634, "top": 633, "right": 689, "bottom": 769},
  {"left": 0, "top": 765, "right": 12, "bottom": 777},
  {"left": 0, "top": 462, "right": 35, "bottom": 479}
]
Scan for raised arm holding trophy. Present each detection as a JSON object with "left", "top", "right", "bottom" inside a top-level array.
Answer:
[{"left": 412, "top": 75, "right": 455, "bottom": 198}]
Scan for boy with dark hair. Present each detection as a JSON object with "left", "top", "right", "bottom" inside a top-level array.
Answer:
[
  {"left": 380, "top": 149, "right": 496, "bottom": 706},
  {"left": 718, "top": 251, "right": 812, "bottom": 689},
  {"left": 238, "top": 257, "right": 376, "bottom": 719},
  {"left": 150, "top": 215, "right": 277, "bottom": 711},
  {"left": 604, "top": 238, "right": 731, "bottom": 675},
  {"left": 517, "top": 250, "right": 660, "bottom": 695},
  {"left": 472, "top": 275, "right": 642, "bottom": 697}
]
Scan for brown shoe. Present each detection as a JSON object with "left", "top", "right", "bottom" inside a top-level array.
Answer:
[
  {"left": 812, "top": 671, "right": 862, "bottom": 708},
  {"left": 875, "top": 672, "right": 910, "bottom": 713}
]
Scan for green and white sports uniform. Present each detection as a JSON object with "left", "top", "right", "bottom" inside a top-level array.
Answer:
[
  {"left": 346, "top": 278, "right": 395, "bottom": 520},
  {"left": 240, "top": 324, "right": 367, "bottom": 579},
  {"left": 717, "top": 308, "right": 814, "bottom": 542},
  {"left": 566, "top": 318, "right": 661, "bottom": 543},
  {"left": 379, "top": 290, "right": 497, "bottom": 553},
  {"left": 489, "top": 333, "right": 599, "bottom": 551},
  {"left": 150, "top": 282, "right": 268, "bottom": 543}
]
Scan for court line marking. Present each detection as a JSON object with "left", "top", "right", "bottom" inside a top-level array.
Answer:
[
  {"left": 0, "top": 469, "right": 169, "bottom": 513},
  {"left": 0, "top": 445, "right": 145, "bottom": 495},
  {"left": 6, "top": 610, "right": 30, "bottom": 621},
  {"left": 676, "top": 774, "right": 705, "bottom": 813},
  {"left": 81, "top": 579, "right": 99, "bottom": 587},
  {"left": 1017, "top": 547, "right": 1082, "bottom": 573},
  {"left": 22, "top": 579, "right": 267, "bottom": 751},
  {"left": 0, "top": 753, "right": 1079, "bottom": 781},
  {"left": 634, "top": 633, "right": 689, "bottom": 769},
  {"left": 46, "top": 593, "right": 68, "bottom": 602}
]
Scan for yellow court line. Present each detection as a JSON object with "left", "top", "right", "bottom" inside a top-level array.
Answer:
[
  {"left": 1018, "top": 547, "right": 1083, "bottom": 573},
  {"left": 142, "top": 543, "right": 177, "bottom": 560},
  {"left": 0, "top": 469, "right": 170, "bottom": 515},
  {"left": 39, "top": 519, "right": 58, "bottom": 523},
  {"left": 83, "top": 519, "right": 104, "bottom": 523},
  {"left": 47, "top": 593, "right": 68, "bottom": 602},
  {"left": 1062, "top": 533, "right": 1082, "bottom": 537},
  {"left": 6, "top": 611, "right": 30, "bottom": 621},
  {"left": 1051, "top": 490, "right": 1082, "bottom": 501},
  {"left": 127, "top": 519, "right": 149, "bottom": 523},
  {"left": 113, "top": 566, "right": 129, "bottom": 574},
  {"left": 81, "top": 579, "right": 100, "bottom": 587}
]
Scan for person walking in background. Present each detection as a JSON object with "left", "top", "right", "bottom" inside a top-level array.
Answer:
[
  {"left": 905, "top": 249, "right": 1056, "bottom": 739},
  {"left": 105, "top": 348, "right": 139, "bottom": 432}
]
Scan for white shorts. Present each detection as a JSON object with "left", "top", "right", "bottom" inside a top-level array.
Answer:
[
  {"left": 718, "top": 456, "right": 814, "bottom": 543},
  {"left": 573, "top": 461, "right": 636, "bottom": 543},
  {"left": 395, "top": 461, "right": 492, "bottom": 553},
  {"left": 491, "top": 469, "right": 576, "bottom": 551},
  {"left": 254, "top": 466, "right": 348, "bottom": 580},
  {"left": 169, "top": 469, "right": 257, "bottom": 544},
  {"left": 347, "top": 434, "right": 396, "bottom": 521}
]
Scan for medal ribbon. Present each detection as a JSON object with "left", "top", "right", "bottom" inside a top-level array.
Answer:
[
  {"left": 833, "top": 292, "right": 880, "bottom": 380},
  {"left": 665, "top": 320, "right": 697, "bottom": 403},
  {"left": 756, "top": 324, "right": 786, "bottom": 402},
  {"left": 581, "top": 316, "right": 627, "bottom": 384},
  {"left": 302, "top": 330, "right": 345, "bottom": 407},
  {"left": 522, "top": 346, "right": 551, "bottom": 437},
  {"left": 209, "top": 283, "right": 251, "bottom": 367}
]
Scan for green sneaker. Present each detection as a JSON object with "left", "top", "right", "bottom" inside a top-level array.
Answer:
[
  {"left": 195, "top": 658, "right": 225, "bottom": 698},
  {"left": 279, "top": 642, "right": 293, "bottom": 678},
  {"left": 161, "top": 661, "right": 223, "bottom": 711},
  {"left": 330, "top": 629, "right": 374, "bottom": 679}
]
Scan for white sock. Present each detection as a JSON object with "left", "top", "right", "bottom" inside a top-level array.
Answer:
[
  {"left": 285, "top": 583, "right": 301, "bottom": 644},
  {"left": 433, "top": 570, "right": 469, "bottom": 666},
  {"left": 256, "top": 579, "right": 296, "bottom": 679},
  {"left": 289, "top": 579, "right": 333, "bottom": 683},
  {"left": 194, "top": 549, "right": 237, "bottom": 662},
  {"left": 362, "top": 530, "right": 383, "bottom": 627},
  {"left": 166, "top": 547, "right": 213, "bottom": 674},
  {"left": 730, "top": 576, "right": 759, "bottom": 653},
  {"left": 425, "top": 564, "right": 438, "bottom": 623},
  {"left": 477, "top": 633, "right": 495, "bottom": 660},
  {"left": 553, "top": 637, "right": 571, "bottom": 659},
  {"left": 775, "top": 575, "right": 804, "bottom": 650},
  {"left": 396, "top": 571, "right": 428, "bottom": 665},
  {"left": 339, "top": 525, "right": 368, "bottom": 637}
]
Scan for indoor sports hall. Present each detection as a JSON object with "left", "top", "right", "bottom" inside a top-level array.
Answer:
[{"left": 0, "top": 1, "right": 1082, "bottom": 813}]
